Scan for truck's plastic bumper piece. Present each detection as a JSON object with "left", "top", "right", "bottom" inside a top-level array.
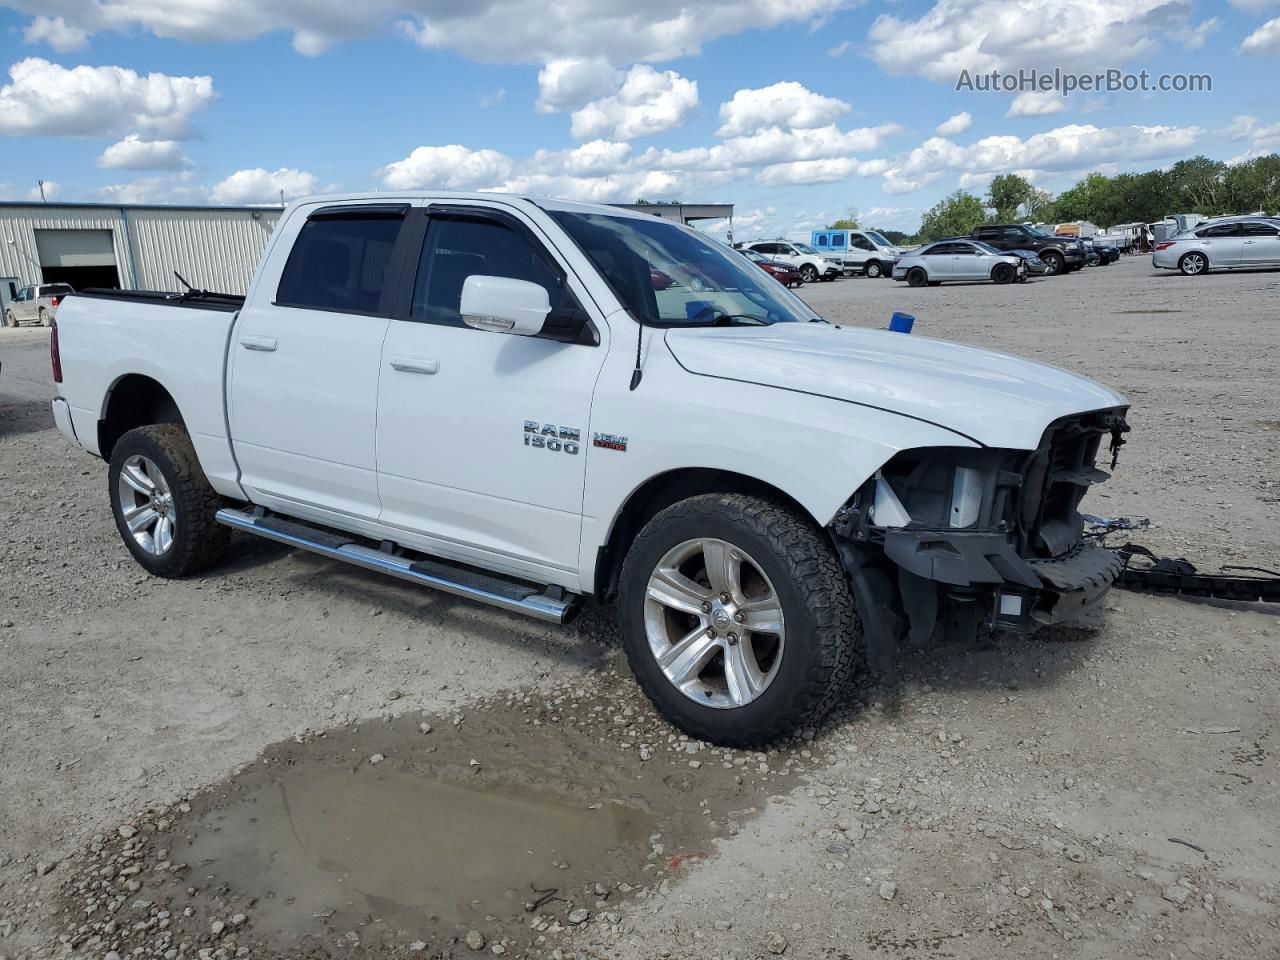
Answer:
[{"left": 51, "top": 397, "right": 78, "bottom": 444}]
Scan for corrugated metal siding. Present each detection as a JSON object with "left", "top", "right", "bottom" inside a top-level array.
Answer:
[{"left": 0, "top": 205, "right": 282, "bottom": 295}]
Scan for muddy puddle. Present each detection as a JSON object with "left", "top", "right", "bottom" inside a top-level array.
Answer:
[{"left": 53, "top": 671, "right": 831, "bottom": 958}]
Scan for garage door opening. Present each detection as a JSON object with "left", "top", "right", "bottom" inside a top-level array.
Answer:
[
  {"left": 41, "top": 264, "right": 121, "bottom": 289},
  {"left": 35, "top": 228, "right": 121, "bottom": 291}
]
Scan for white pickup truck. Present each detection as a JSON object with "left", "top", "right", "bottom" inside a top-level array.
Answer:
[{"left": 51, "top": 193, "right": 1131, "bottom": 745}]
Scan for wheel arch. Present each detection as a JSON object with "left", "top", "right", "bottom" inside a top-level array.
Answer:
[
  {"left": 592, "top": 467, "right": 816, "bottom": 603},
  {"left": 98, "top": 373, "right": 186, "bottom": 461}
]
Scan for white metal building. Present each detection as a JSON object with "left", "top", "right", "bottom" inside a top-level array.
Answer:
[{"left": 0, "top": 202, "right": 282, "bottom": 301}]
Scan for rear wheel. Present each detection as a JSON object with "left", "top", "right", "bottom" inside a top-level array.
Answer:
[
  {"left": 1179, "top": 252, "right": 1207, "bottom": 276},
  {"left": 109, "top": 424, "right": 230, "bottom": 577},
  {"left": 3, "top": 310, "right": 16, "bottom": 328},
  {"left": 800, "top": 264, "right": 819, "bottom": 283},
  {"left": 906, "top": 267, "right": 927, "bottom": 287},
  {"left": 618, "top": 494, "right": 861, "bottom": 746},
  {"left": 864, "top": 261, "right": 883, "bottom": 279}
]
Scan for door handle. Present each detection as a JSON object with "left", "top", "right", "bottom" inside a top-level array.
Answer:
[
  {"left": 390, "top": 356, "right": 440, "bottom": 375},
  {"left": 240, "top": 335, "right": 278, "bottom": 352},
  {"left": 1244, "top": 240, "right": 1256, "bottom": 244}
]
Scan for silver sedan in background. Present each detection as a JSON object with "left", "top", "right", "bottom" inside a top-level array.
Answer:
[
  {"left": 892, "top": 239, "right": 1026, "bottom": 287},
  {"left": 1152, "top": 216, "right": 1280, "bottom": 276}
]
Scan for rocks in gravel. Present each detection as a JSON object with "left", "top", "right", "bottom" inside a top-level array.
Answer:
[
  {"left": 369, "top": 753, "right": 385, "bottom": 764},
  {"left": 765, "top": 931, "right": 788, "bottom": 954},
  {"left": 35, "top": 859, "right": 57, "bottom": 876},
  {"left": 1065, "top": 844, "right": 1087, "bottom": 863},
  {"left": 408, "top": 942, "right": 428, "bottom": 952},
  {"left": 465, "top": 929, "right": 486, "bottom": 950},
  {"left": 1162, "top": 884, "right": 1192, "bottom": 906},
  {"left": 387, "top": 690, "right": 402, "bottom": 701},
  {"left": 567, "top": 908, "right": 590, "bottom": 925},
  {"left": 118, "top": 824, "right": 137, "bottom": 839},
  {"left": 878, "top": 881, "right": 898, "bottom": 901},
  {"left": 418, "top": 722, "right": 432, "bottom": 734}
]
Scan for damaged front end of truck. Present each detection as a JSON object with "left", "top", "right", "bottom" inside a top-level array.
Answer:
[{"left": 830, "top": 408, "right": 1131, "bottom": 672}]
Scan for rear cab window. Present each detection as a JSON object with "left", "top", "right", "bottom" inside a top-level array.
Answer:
[{"left": 275, "top": 207, "right": 407, "bottom": 314}]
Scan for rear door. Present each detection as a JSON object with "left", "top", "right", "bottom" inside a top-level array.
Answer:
[
  {"left": 925, "top": 243, "right": 957, "bottom": 278},
  {"left": 1196, "top": 222, "right": 1244, "bottom": 266},
  {"left": 228, "top": 202, "right": 417, "bottom": 524},
  {"left": 374, "top": 202, "right": 607, "bottom": 580},
  {"left": 1241, "top": 220, "right": 1280, "bottom": 266}
]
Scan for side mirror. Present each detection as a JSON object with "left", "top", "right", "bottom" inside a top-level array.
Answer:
[{"left": 460, "top": 275, "right": 551, "bottom": 336}]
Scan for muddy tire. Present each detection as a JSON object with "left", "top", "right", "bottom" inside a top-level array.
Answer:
[
  {"left": 906, "top": 267, "right": 927, "bottom": 287},
  {"left": 108, "top": 424, "right": 230, "bottom": 578},
  {"left": 617, "top": 494, "right": 861, "bottom": 746}
]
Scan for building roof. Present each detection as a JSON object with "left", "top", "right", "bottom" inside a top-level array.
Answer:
[{"left": 0, "top": 200, "right": 284, "bottom": 214}]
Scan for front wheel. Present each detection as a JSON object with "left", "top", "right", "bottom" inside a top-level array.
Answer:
[
  {"left": 38, "top": 308, "right": 50, "bottom": 327},
  {"left": 906, "top": 267, "right": 927, "bottom": 287},
  {"left": 109, "top": 424, "right": 230, "bottom": 577},
  {"left": 799, "top": 264, "right": 819, "bottom": 283},
  {"left": 991, "top": 263, "right": 1016, "bottom": 284},
  {"left": 1040, "top": 251, "right": 1064, "bottom": 275},
  {"left": 864, "top": 261, "right": 883, "bottom": 278},
  {"left": 618, "top": 494, "right": 861, "bottom": 746}
]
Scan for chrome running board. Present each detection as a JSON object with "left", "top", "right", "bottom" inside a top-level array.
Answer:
[{"left": 215, "top": 507, "right": 578, "bottom": 624}]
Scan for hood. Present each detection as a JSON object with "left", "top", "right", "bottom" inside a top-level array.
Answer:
[{"left": 665, "top": 324, "right": 1126, "bottom": 450}]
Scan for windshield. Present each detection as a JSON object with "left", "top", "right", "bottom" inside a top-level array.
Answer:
[
  {"left": 549, "top": 211, "right": 819, "bottom": 326},
  {"left": 866, "top": 231, "right": 892, "bottom": 247},
  {"left": 970, "top": 240, "right": 1003, "bottom": 255},
  {"left": 792, "top": 242, "right": 819, "bottom": 254}
]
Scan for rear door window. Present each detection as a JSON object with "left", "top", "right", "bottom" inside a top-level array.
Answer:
[
  {"left": 1241, "top": 221, "right": 1280, "bottom": 237},
  {"left": 276, "top": 211, "right": 406, "bottom": 314}
]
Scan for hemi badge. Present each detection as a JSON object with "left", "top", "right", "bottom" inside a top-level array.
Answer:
[{"left": 593, "top": 432, "right": 628, "bottom": 452}]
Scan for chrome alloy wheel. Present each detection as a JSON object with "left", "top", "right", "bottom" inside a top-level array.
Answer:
[
  {"left": 1180, "top": 252, "right": 1207, "bottom": 275},
  {"left": 116, "top": 455, "right": 177, "bottom": 556},
  {"left": 643, "top": 538, "right": 786, "bottom": 709}
]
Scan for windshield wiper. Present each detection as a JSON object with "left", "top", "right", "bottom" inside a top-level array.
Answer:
[{"left": 686, "top": 304, "right": 773, "bottom": 326}]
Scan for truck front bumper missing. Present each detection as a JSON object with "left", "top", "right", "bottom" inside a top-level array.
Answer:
[{"left": 835, "top": 529, "right": 1123, "bottom": 673}]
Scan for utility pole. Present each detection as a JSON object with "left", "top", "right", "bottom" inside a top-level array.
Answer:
[
  {"left": 279, "top": 189, "right": 285, "bottom": 208},
  {"left": 37, "top": 180, "right": 47, "bottom": 202}
]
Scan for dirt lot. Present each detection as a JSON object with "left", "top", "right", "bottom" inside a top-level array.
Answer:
[{"left": 1, "top": 256, "right": 1277, "bottom": 960}]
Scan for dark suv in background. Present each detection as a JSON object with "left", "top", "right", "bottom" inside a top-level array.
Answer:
[{"left": 971, "top": 224, "right": 1085, "bottom": 276}]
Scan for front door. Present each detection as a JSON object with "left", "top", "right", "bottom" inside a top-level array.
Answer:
[
  {"left": 1197, "top": 222, "right": 1244, "bottom": 266},
  {"left": 228, "top": 203, "right": 414, "bottom": 523},
  {"left": 1241, "top": 221, "right": 1280, "bottom": 266},
  {"left": 375, "top": 204, "right": 607, "bottom": 581}
]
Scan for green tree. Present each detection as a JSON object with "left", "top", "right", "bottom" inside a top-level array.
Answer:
[
  {"left": 917, "top": 190, "right": 988, "bottom": 242},
  {"left": 826, "top": 208, "right": 860, "bottom": 229},
  {"left": 1225, "top": 154, "right": 1280, "bottom": 213},
  {"left": 1168, "top": 156, "right": 1228, "bottom": 212},
  {"left": 987, "top": 174, "right": 1033, "bottom": 221}
]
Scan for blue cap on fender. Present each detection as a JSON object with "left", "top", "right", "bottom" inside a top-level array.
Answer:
[{"left": 889, "top": 311, "right": 915, "bottom": 334}]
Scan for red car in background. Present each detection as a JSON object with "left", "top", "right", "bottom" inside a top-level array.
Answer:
[{"left": 739, "top": 248, "right": 803, "bottom": 287}]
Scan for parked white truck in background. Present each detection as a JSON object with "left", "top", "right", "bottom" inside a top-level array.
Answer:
[{"left": 51, "top": 193, "right": 1132, "bottom": 745}]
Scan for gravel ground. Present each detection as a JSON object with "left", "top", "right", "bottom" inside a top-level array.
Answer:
[{"left": 1, "top": 257, "right": 1277, "bottom": 960}]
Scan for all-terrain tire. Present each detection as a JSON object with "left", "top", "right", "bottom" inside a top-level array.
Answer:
[
  {"left": 108, "top": 424, "right": 231, "bottom": 577},
  {"left": 617, "top": 493, "right": 862, "bottom": 746}
]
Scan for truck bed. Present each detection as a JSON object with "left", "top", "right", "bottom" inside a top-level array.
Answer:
[{"left": 75, "top": 288, "right": 244, "bottom": 313}]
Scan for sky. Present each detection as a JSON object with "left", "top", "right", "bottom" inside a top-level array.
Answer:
[{"left": 0, "top": 0, "right": 1278, "bottom": 241}]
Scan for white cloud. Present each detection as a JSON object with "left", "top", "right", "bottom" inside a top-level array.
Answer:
[
  {"left": 935, "top": 111, "right": 972, "bottom": 136},
  {"left": 99, "top": 171, "right": 209, "bottom": 205},
  {"left": 210, "top": 167, "right": 319, "bottom": 205},
  {"left": 1176, "top": 17, "right": 1219, "bottom": 50},
  {"left": 717, "top": 82, "right": 850, "bottom": 137},
  {"left": 827, "top": 40, "right": 852, "bottom": 58},
  {"left": 0, "top": 58, "right": 214, "bottom": 139},
  {"left": 396, "top": 0, "right": 847, "bottom": 65},
  {"left": 757, "top": 158, "right": 858, "bottom": 185},
  {"left": 1223, "top": 114, "right": 1280, "bottom": 161},
  {"left": 23, "top": 15, "right": 89, "bottom": 51},
  {"left": 1242, "top": 17, "right": 1280, "bottom": 55},
  {"left": 871, "top": 122, "right": 1203, "bottom": 195},
  {"left": 535, "top": 57, "right": 618, "bottom": 112},
  {"left": 1230, "top": 0, "right": 1280, "bottom": 10},
  {"left": 1007, "top": 90, "right": 1069, "bottom": 117},
  {"left": 569, "top": 65, "right": 698, "bottom": 141},
  {"left": 379, "top": 144, "right": 516, "bottom": 190},
  {"left": 868, "top": 0, "right": 1190, "bottom": 83},
  {"left": 478, "top": 86, "right": 506, "bottom": 108},
  {"left": 97, "top": 135, "right": 190, "bottom": 170}
]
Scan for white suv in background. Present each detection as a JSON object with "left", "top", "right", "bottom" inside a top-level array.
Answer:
[{"left": 743, "top": 241, "right": 841, "bottom": 283}]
